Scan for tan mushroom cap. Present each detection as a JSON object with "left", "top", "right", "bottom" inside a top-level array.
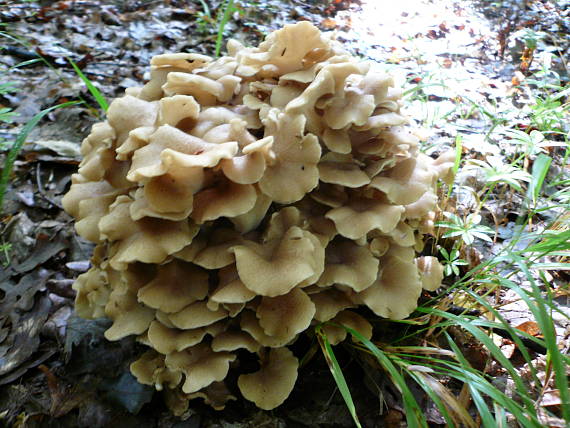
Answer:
[
  {"left": 369, "top": 237, "right": 390, "bottom": 257},
  {"left": 317, "top": 240, "right": 379, "bottom": 292},
  {"left": 165, "top": 344, "right": 236, "bottom": 394},
  {"left": 99, "top": 196, "right": 198, "bottom": 270},
  {"left": 163, "top": 72, "right": 241, "bottom": 105},
  {"left": 368, "top": 157, "right": 435, "bottom": 205},
  {"left": 191, "top": 179, "right": 257, "bottom": 224},
  {"left": 415, "top": 256, "right": 444, "bottom": 291},
  {"left": 321, "top": 310, "right": 373, "bottom": 345},
  {"left": 158, "top": 95, "right": 200, "bottom": 128},
  {"left": 230, "top": 191, "right": 272, "bottom": 233},
  {"left": 357, "top": 249, "right": 422, "bottom": 319},
  {"left": 137, "top": 260, "right": 209, "bottom": 313},
  {"left": 115, "top": 126, "right": 154, "bottom": 161},
  {"left": 177, "top": 228, "right": 244, "bottom": 269},
  {"left": 63, "top": 177, "right": 124, "bottom": 243},
  {"left": 404, "top": 191, "right": 438, "bottom": 220},
  {"left": 219, "top": 136, "right": 273, "bottom": 185},
  {"left": 240, "top": 311, "right": 292, "bottom": 347},
  {"left": 311, "top": 288, "right": 355, "bottom": 322},
  {"left": 318, "top": 153, "right": 371, "bottom": 188},
  {"left": 77, "top": 123, "right": 116, "bottom": 182},
  {"left": 211, "top": 266, "right": 257, "bottom": 304},
  {"left": 232, "top": 226, "right": 322, "bottom": 297},
  {"left": 107, "top": 95, "right": 159, "bottom": 144},
  {"left": 211, "top": 331, "right": 261, "bottom": 353},
  {"left": 128, "top": 125, "right": 238, "bottom": 181},
  {"left": 168, "top": 301, "right": 228, "bottom": 330},
  {"left": 322, "top": 128, "right": 352, "bottom": 154},
  {"left": 238, "top": 347, "right": 299, "bottom": 410},
  {"left": 325, "top": 198, "right": 404, "bottom": 240},
  {"left": 147, "top": 320, "right": 208, "bottom": 355},
  {"left": 258, "top": 111, "right": 321, "bottom": 204},
  {"left": 256, "top": 288, "right": 316, "bottom": 343},
  {"left": 130, "top": 350, "right": 182, "bottom": 391},
  {"left": 239, "top": 21, "right": 331, "bottom": 77},
  {"left": 73, "top": 267, "right": 110, "bottom": 319},
  {"left": 104, "top": 290, "right": 155, "bottom": 341},
  {"left": 186, "top": 381, "right": 237, "bottom": 411}
]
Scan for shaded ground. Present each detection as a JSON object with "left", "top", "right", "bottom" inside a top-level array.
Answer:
[{"left": 0, "top": 0, "right": 569, "bottom": 427}]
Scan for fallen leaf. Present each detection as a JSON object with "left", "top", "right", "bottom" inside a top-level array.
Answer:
[
  {"left": 321, "top": 18, "right": 337, "bottom": 30},
  {"left": 515, "top": 321, "right": 542, "bottom": 337},
  {"left": 33, "top": 139, "right": 81, "bottom": 158}
]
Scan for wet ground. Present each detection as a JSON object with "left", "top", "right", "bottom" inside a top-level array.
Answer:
[{"left": 0, "top": 0, "right": 569, "bottom": 426}]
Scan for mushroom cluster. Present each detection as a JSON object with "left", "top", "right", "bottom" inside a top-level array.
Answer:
[{"left": 63, "top": 22, "right": 453, "bottom": 413}]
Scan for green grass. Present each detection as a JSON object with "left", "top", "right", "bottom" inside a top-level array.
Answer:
[{"left": 215, "top": 0, "right": 236, "bottom": 57}]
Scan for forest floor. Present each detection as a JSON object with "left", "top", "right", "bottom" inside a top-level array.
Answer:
[{"left": 0, "top": 0, "right": 569, "bottom": 427}]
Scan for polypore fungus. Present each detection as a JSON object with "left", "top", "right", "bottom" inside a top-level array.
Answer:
[{"left": 64, "top": 21, "right": 452, "bottom": 413}]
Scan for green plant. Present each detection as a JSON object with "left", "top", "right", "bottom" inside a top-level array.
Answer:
[
  {"left": 68, "top": 58, "right": 109, "bottom": 112},
  {"left": 0, "top": 241, "right": 11, "bottom": 267},
  {"left": 215, "top": 0, "right": 237, "bottom": 57},
  {"left": 436, "top": 212, "right": 494, "bottom": 245},
  {"left": 439, "top": 245, "right": 468, "bottom": 276},
  {"left": 466, "top": 156, "right": 532, "bottom": 192},
  {"left": 505, "top": 129, "right": 566, "bottom": 158}
]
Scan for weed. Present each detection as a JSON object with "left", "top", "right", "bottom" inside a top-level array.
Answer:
[
  {"left": 439, "top": 245, "right": 468, "bottom": 276},
  {"left": 436, "top": 212, "right": 494, "bottom": 245},
  {"left": 0, "top": 241, "right": 11, "bottom": 267}
]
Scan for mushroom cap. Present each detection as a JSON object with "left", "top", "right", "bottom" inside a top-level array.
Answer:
[
  {"left": 168, "top": 301, "right": 228, "bottom": 330},
  {"left": 357, "top": 249, "right": 422, "bottom": 319},
  {"left": 137, "top": 260, "right": 209, "bottom": 313},
  {"left": 211, "top": 266, "right": 257, "bottom": 304},
  {"left": 232, "top": 226, "right": 322, "bottom": 297},
  {"left": 165, "top": 344, "right": 236, "bottom": 394},
  {"left": 104, "top": 289, "right": 155, "bottom": 341},
  {"left": 147, "top": 320, "right": 208, "bottom": 355},
  {"left": 130, "top": 350, "right": 182, "bottom": 391},
  {"left": 186, "top": 381, "right": 237, "bottom": 411},
  {"left": 317, "top": 240, "right": 379, "bottom": 292},
  {"left": 99, "top": 196, "right": 198, "bottom": 270},
  {"left": 321, "top": 310, "right": 373, "bottom": 345},
  {"left": 211, "top": 331, "right": 261, "bottom": 353},
  {"left": 415, "top": 256, "right": 444, "bottom": 291},
  {"left": 238, "top": 347, "right": 299, "bottom": 410},
  {"left": 258, "top": 111, "right": 321, "bottom": 204},
  {"left": 318, "top": 153, "right": 371, "bottom": 188},
  {"left": 256, "top": 288, "right": 316, "bottom": 343},
  {"left": 325, "top": 198, "right": 404, "bottom": 240},
  {"left": 240, "top": 311, "right": 292, "bottom": 348},
  {"left": 311, "top": 288, "right": 355, "bottom": 322}
]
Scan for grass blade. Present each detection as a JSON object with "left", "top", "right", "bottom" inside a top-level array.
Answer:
[
  {"left": 68, "top": 58, "right": 109, "bottom": 112},
  {"left": 528, "top": 153, "right": 552, "bottom": 205},
  {"left": 315, "top": 325, "right": 362, "bottom": 428},
  {"left": 214, "top": 0, "right": 234, "bottom": 57},
  {"left": 0, "top": 101, "right": 80, "bottom": 212},
  {"left": 331, "top": 324, "right": 427, "bottom": 428}
]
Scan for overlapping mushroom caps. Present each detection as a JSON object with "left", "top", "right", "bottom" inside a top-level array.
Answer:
[{"left": 63, "top": 22, "right": 453, "bottom": 413}]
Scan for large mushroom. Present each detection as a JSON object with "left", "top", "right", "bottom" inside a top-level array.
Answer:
[{"left": 63, "top": 21, "right": 452, "bottom": 413}]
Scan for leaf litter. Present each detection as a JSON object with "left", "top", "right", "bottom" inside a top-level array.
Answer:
[{"left": 0, "top": 0, "right": 568, "bottom": 426}]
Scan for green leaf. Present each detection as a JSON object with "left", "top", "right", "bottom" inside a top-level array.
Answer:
[
  {"left": 315, "top": 325, "right": 362, "bottom": 428},
  {"left": 329, "top": 323, "right": 428, "bottom": 428},
  {"left": 68, "top": 58, "right": 109, "bottom": 112},
  {"left": 528, "top": 154, "right": 552, "bottom": 204}
]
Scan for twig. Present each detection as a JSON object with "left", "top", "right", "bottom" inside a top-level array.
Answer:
[{"left": 36, "top": 162, "right": 62, "bottom": 209}]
